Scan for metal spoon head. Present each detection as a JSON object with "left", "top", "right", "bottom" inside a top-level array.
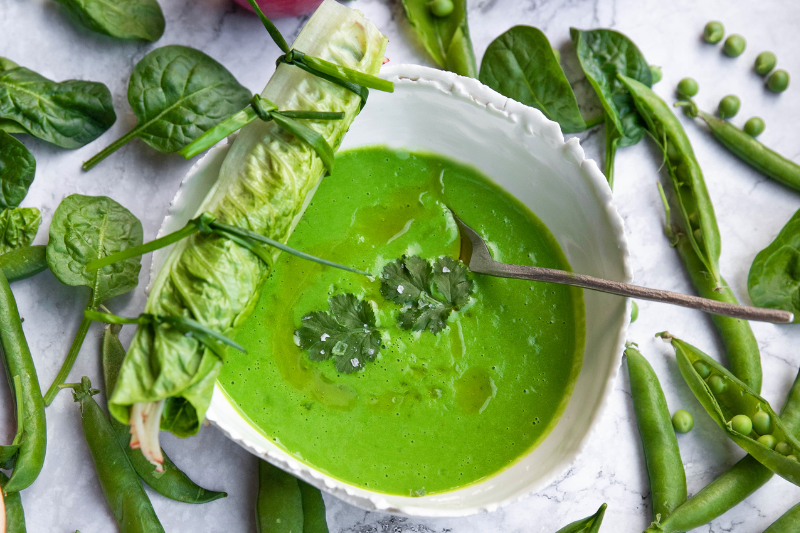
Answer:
[{"left": 447, "top": 207, "right": 494, "bottom": 271}]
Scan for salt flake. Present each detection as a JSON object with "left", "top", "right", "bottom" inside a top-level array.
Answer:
[
  {"left": 350, "top": 358, "right": 359, "bottom": 367},
  {"left": 397, "top": 285, "right": 405, "bottom": 294},
  {"left": 442, "top": 266, "right": 451, "bottom": 273},
  {"left": 320, "top": 333, "right": 330, "bottom": 341}
]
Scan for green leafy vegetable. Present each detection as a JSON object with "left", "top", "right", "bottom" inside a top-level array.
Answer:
[
  {"left": 0, "top": 207, "right": 39, "bottom": 255},
  {"left": 55, "top": 0, "right": 165, "bottom": 42},
  {"left": 748, "top": 208, "right": 800, "bottom": 323},
  {"left": 0, "top": 131, "right": 35, "bottom": 208},
  {"left": 43, "top": 194, "right": 143, "bottom": 405},
  {"left": 83, "top": 45, "right": 251, "bottom": 170},
  {"left": 555, "top": 503, "right": 607, "bottom": 533},
  {"left": 401, "top": 0, "right": 477, "bottom": 77},
  {"left": 295, "top": 293, "right": 382, "bottom": 373},
  {"left": 570, "top": 28, "right": 652, "bottom": 188},
  {"left": 0, "top": 61, "right": 115, "bottom": 149},
  {"left": 380, "top": 255, "right": 473, "bottom": 334},
  {"left": 480, "top": 26, "right": 593, "bottom": 134}
]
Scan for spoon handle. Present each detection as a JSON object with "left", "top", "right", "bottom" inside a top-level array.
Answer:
[{"left": 478, "top": 262, "right": 794, "bottom": 324}]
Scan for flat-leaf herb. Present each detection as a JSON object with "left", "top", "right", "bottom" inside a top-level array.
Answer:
[
  {"left": 55, "top": 0, "right": 165, "bottom": 42},
  {"left": 0, "top": 131, "right": 35, "bottom": 208}
]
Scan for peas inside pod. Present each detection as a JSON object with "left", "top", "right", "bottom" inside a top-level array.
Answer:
[
  {"left": 755, "top": 52, "right": 777, "bottom": 76},
  {"left": 703, "top": 21, "right": 725, "bottom": 43},
  {"left": 744, "top": 117, "right": 765, "bottom": 137},
  {"left": 731, "top": 414, "right": 753, "bottom": 435},
  {"left": 723, "top": 34, "right": 746, "bottom": 57},
  {"left": 677, "top": 77, "right": 699, "bottom": 98},
  {"left": 718, "top": 95, "right": 740, "bottom": 119},
  {"left": 767, "top": 70, "right": 790, "bottom": 93},
  {"left": 672, "top": 410, "right": 694, "bottom": 433},
  {"left": 427, "top": 0, "right": 454, "bottom": 17}
]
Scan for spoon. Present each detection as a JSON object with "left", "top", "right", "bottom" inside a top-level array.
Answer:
[{"left": 451, "top": 211, "right": 794, "bottom": 324}]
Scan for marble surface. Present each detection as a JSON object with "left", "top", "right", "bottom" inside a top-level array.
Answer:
[{"left": 1, "top": 0, "right": 799, "bottom": 530}]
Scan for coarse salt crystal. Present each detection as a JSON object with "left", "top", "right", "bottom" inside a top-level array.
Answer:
[
  {"left": 368, "top": 349, "right": 375, "bottom": 355},
  {"left": 442, "top": 266, "right": 450, "bottom": 273},
  {"left": 350, "top": 358, "right": 359, "bottom": 367},
  {"left": 321, "top": 333, "right": 330, "bottom": 341},
  {"left": 397, "top": 285, "right": 405, "bottom": 294}
]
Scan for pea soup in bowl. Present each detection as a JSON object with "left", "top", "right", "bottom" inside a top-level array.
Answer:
[{"left": 152, "top": 64, "right": 631, "bottom": 517}]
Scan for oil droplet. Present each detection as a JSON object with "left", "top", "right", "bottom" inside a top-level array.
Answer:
[{"left": 455, "top": 367, "right": 495, "bottom": 414}]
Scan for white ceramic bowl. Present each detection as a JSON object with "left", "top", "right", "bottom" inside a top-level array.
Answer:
[{"left": 152, "top": 64, "right": 631, "bottom": 517}]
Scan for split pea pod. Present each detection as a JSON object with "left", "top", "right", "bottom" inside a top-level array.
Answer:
[
  {"left": 620, "top": 74, "right": 762, "bottom": 392},
  {"left": 0, "top": 472, "right": 27, "bottom": 532},
  {"left": 644, "top": 343, "right": 800, "bottom": 533},
  {"left": 679, "top": 99, "right": 800, "bottom": 193},
  {"left": 256, "top": 459, "right": 329, "bottom": 533},
  {"left": 665, "top": 334, "right": 800, "bottom": 485},
  {"left": 65, "top": 377, "right": 164, "bottom": 533},
  {"left": 0, "top": 269, "right": 46, "bottom": 493},
  {"left": 102, "top": 325, "right": 227, "bottom": 504},
  {"left": 625, "top": 344, "right": 686, "bottom": 520},
  {"left": 555, "top": 503, "right": 607, "bottom": 533},
  {"left": 0, "top": 246, "right": 47, "bottom": 283}
]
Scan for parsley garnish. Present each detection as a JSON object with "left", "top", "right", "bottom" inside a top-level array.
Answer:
[
  {"left": 294, "top": 293, "right": 382, "bottom": 373},
  {"left": 380, "top": 256, "right": 474, "bottom": 334}
]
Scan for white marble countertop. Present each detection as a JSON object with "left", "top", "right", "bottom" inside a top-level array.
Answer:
[{"left": 1, "top": 0, "right": 800, "bottom": 530}]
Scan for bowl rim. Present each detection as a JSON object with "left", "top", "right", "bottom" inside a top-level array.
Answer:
[{"left": 158, "top": 64, "right": 632, "bottom": 517}]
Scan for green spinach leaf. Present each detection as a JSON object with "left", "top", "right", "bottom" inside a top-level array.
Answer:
[
  {"left": 0, "top": 207, "right": 40, "bottom": 255},
  {"left": 295, "top": 293, "right": 382, "bottom": 374},
  {"left": 0, "top": 62, "right": 116, "bottom": 149},
  {"left": 555, "top": 503, "right": 607, "bottom": 533},
  {"left": 381, "top": 255, "right": 473, "bottom": 334},
  {"left": 480, "top": 26, "right": 589, "bottom": 134},
  {"left": 0, "top": 58, "right": 18, "bottom": 72},
  {"left": 44, "top": 194, "right": 143, "bottom": 404},
  {"left": 0, "top": 131, "right": 35, "bottom": 208},
  {"left": 55, "top": 0, "right": 165, "bottom": 42},
  {"left": 748, "top": 208, "right": 800, "bottom": 323},
  {"left": 83, "top": 45, "right": 251, "bottom": 170},
  {"left": 401, "top": 0, "right": 477, "bottom": 78},
  {"left": 570, "top": 28, "right": 652, "bottom": 188}
]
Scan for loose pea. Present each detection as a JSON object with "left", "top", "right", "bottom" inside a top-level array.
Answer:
[
  {"left": 708, "top": 374, "right": 728, "bottom": 395},
  {"left": 723, "top": 34, "right": 746, "bottom": 57},
  {"left": 552, "top": 48, "right": 561, "bottom": 64},
  {"left": 672, "top": 410, "right": 694, "bottom": 433},
  {"left": 744, "top": 117, "right": 765, "bottom": 137},
  {"left": 757, "top": 434, "right": 777, "bottom": 449},
  {"left": 630, "top": 301, "right": 639, "bottom": 323},
  {"left": 718, "top": 95, "right": 740, "bottom": 119},
  {"left": 703, "top": 21, "right": 725, "bottom": 44},
  {"left": 789, "top": 455, "right": 798, "bottom": 462},
  {"left": 767, "top": 70, "right": 790, "bottom": 93},
  {"left": 755, "top": 52, "right": 777, "bottom": 76},
  {"left": 776, "top": 441, "right": 793, "bottom": 456},
  {"left": 753, "top": 411, "right": 772, "bottom": 435},
  {"left": 650, "top": 65, "right": 662, "bottom": 84},
  {"left": 428, "top": 0, "right": 454, "bottom": 17},
  {"left": 677, "top": 78, "right": 699, "bottom": 98},
  {"left": 731, "top": 414, "right": 753, "bottom": 435},
  {"left": 693, "top": 360, "right": 711, "bottom": 379}
]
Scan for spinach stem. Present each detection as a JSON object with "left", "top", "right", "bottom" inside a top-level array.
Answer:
[
  {"left": 43, "top": 301, "right": 94, "bottom": 406},
  {"left": 584, "top": 113, "right": 605, "bottom": 128},
  {"left": 82, "top": 128, "right": 140, "bottom": 171}
]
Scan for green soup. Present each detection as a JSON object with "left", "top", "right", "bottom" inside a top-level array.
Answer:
[{"left": 218, "top": 146, "right": 585, "bottom": 496}]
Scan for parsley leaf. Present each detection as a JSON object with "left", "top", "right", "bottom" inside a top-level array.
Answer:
[
  {"left": 380, "top": 255, "right": 474, "bottom": 334},
  {"left": 294, "top": 294, "right": 382, "bottom": 374}
]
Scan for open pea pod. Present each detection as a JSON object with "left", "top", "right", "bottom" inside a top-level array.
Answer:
[{"left": 664, "top": 333, "right": 800, "bottom": 486}]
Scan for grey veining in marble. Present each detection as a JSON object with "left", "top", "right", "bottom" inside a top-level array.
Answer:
[{"left": 1, "top": 0, "right": 800, "bottom": 531}]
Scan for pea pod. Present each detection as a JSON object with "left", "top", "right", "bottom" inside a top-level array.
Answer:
[
  {"left": 65, "top": 377, "right": 164, "bottom": 533},
  {"left": 555, "top": 503, "right": 607, "bottom": 533},
  {"left": 0, "top": 269, "right": 46, "bottom": 493},
  {"left": 102, "top": 324, "right": 227, "bottom": 504},
  {"left": 0, "top": 246, "right": 47, "bottom": 283},
  {"left": 678, "top": 99, "right": 800, "bottom": 193},
  {"left": 645, "top": 362, "right": 800, "bottom": 533},
  {"left": 0, "top": 375, "right": 25, "bottom": 470},
  {"left": 625, "top": 344, "right": 686, "bottom": 520},
  {"left": 256, "top": 459, "right": 329, "bottom": 533},
  {"left": 663, "top": 333, "right": 800, "bottom": 486},
  {"left": 0, "top": 472, "right": 27, "bottom": 532},
  {"left": 765, "top": 502, "right": 800, "bottom": 532}
]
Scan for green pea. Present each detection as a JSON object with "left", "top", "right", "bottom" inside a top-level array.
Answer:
[
  {"left": 428, "top": 0, "right": 454, "bottom": 17},
  {"left": 789, "top": 455, "right": 798, "bottom": 462},
  {"left": 630, "top": 301, "right": 639, "bottom": 323},
  {"left": 767, "top": 70, "right": 790, "bottom": 93},
  {"left": 753, "top": 411, "right": 772, "bottom": 435},
  {"left": 708, "top": 374, "right": 728, "bottom": 395},
  {"left": 677, "top": 78, "right": 699, "bottom": 98},
  {"left": 650, "top": 65, "right": 662, "bottom": 84},
  {"left": 703, "top": 21, "right": 725, "bottom": 44},
  {"left": 718, "top": 95, "right": 741, "bottom": 119},
  {"left": 552, "top": 48, "right": 561, "bottom": 64},
  {"left": 743, "top": 117, "right": 765, "bottom": 137},
  {"left": 672, "top": 410, "right": 694, "bottom": 433},
  {"left": 693, "top": 360, "right": 711, "bottom": 379},
  {"left": 755, "top": 52, "right": 777, "bottom": 76},
  {"left": 723, "top": 34, "right": 746, "bottom": 57},
  {"left": 757, "top": 434, "right": 777, "bottom": 449},
  {"left": 776, "top": 441, "right": 793, "bottom": 456},
  {"left": 731, "top": 414, "right": 753, "bottom": 435}
]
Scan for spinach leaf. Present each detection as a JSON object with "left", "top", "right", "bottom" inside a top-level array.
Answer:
[
  {"left": 748, "top": 208, "right": 800, "bottom": 323},
  {"left": 479, "top": 26, "right": 589, "bottom": 134},
  {"left": 0, "top": 58, "right": 18, "bottom": 72},
  {"left": 295, "top": 293, "right": 382, "bottom": 374},
  {"left": 401, "top": 0, "right": 477, "bottom": 78},
  {"left": 0, "top": 131, "right": 35, "bottom": 208},
  {"left": 0, "top": 62, "right": 116, "bottom": 149},
  {"left": 44, "top": 194, "right": 143, "bottom": 405},
  {"left": 570, "top": 28, "right": 652, "bottom": 188},
  {"left": 55, "top": 0, "right": 165, "bottom": 42},
  {"left": 83, "top": 46, "right": 251, "bottom": 170},
  {"left": 0, "top": 207, "right": 40, "bottom": 255}
]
